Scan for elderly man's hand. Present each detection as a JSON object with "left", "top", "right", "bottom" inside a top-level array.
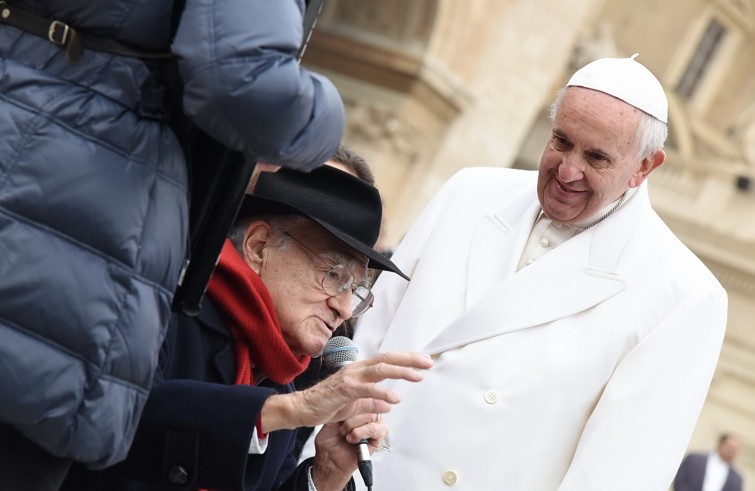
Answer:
[
  {"left": 310, "top": 414, "right": 389, "bottom": 491},
  {"left": 259, "top": 351, "right": 432, "bottom": 434}
]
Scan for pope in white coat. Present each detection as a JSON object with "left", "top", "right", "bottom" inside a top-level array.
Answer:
[{"left": 348, "top": 56, "right": 728, "bottom": 490}]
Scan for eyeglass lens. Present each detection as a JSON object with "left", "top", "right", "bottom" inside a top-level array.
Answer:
[
  {"left": 281, "top": 230, "right": 373, "bottom": 318},
  {"left": 321, "top": 265, "right": 372, "bottom": 318}
]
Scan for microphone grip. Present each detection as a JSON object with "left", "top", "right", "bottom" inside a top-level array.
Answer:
[
  {"left": 322, "top": 339, "right": 373, "bottom": 487},
  {"left": 356, "top": 439, "right": 374, "bottom": 489}
]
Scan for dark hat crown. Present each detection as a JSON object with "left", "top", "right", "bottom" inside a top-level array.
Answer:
[{"left": 238, "top": 166, "right": 408, "bottom": 280}]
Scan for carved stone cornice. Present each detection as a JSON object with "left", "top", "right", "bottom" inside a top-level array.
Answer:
[
  {"left": 713, "top": 0, "right": 755, "bottom": 32},
  {"left": 702, "top": 254, "right": 755, "bottom": 298},
  {"left": 651, "top": 166, "right": 755, "bottom": 298},
  {"left": 342, "top": 98, "right": 421, "bottom": 161},
  {"left": 305, "top": 30, "right": 469, "bottom": 121}
]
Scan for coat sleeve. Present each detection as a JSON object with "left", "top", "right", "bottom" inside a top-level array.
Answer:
[
  {"left": 556, "top": 286, "right": 728, "bottom": 491},
  {"left": 104, "top": 379, "right": 277, "bottom": 490},
  {"left": 173, "top": 0, "right": 344, "bottom": 171},
  {"left": 672, "top": 454, "right": 698, "bottom": 491},
  {"left": 277, "top": 457, "right": 356, "bottom": 491}
]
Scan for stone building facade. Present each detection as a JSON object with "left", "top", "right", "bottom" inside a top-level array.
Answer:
[{"left": 303, "top": 0, "right": 755, "bottom": 486}]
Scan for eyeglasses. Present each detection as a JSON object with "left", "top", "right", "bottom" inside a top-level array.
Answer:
[{"left": 280, "top": 230, "right": 374, "bottom": 318}]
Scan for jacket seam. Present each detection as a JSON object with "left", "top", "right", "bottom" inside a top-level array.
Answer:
[
  {"left": 0, "top": 206, "right": 174, "bottom": 297},
  {"left": 79, "top": 143, "right": 166, "bottom": 413},
  {"left": 0, "top": 97, "right": 43, "bottom": 192},
  {"left": 0, "top": 317, "right": 151, "bottom": 394},
  {"left": 0, "top": 92, "right": 188, "bottom": 193}
]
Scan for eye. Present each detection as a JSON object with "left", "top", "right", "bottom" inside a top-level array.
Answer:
[
  {"left": 324, "top": 268, "right": 343, "bottom": 283},
  {"left": 322, "top": 264, "right": 351, "bottom": 292},
  {"left": 552, "top": 135, "right": 570, "bottom": 149},
  {"left": 586, "top": 151, "right": 611, "bottom": 167}
]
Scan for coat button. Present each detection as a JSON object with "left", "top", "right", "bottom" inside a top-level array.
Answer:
[
  {"left": 540, "top": 238, "right": 550, "bottom": 247},
  {"left": 168, "top": 465, "right": 189, "bottom": 485},
  {"left": 442, "top": 470, "right": 458, "bottom": 485},
  {"left": 484, "top": 389, "right": 499, "bottom": 404}
]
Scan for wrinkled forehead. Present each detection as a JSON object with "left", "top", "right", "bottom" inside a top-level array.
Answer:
[
  {"left": 559, "top": 87, "right": 643, "bottom": 144},
  {"left": 321, "top": 242, "right": 369, "bottom": 274},
  {"left": 564, "top": 86, "right": 643, "bottom": 118},
  {"left": 298, "top": 222, "right": 369, "bottom": 273}
]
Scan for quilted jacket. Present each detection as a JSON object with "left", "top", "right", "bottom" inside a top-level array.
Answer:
[{"left": 0, "top": 0, "right": 343, "bottom": 468}]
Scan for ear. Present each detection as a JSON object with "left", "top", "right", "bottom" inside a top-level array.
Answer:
[
  {"left": 628, "top": 149, "right": 665, "bottom": 188},
  {"left": 240, "top": 221, "right": 274, "bottom": 274}
]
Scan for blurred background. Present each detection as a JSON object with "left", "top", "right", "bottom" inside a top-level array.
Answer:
[{"left": 302, "top": 0, "right": 755, "bottom": 487}]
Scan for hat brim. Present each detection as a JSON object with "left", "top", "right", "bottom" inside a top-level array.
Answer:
[{"left": 238, "top": 194, "right": 410, "bottom": 281}]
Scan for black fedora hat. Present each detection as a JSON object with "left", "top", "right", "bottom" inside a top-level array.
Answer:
[{"left": 237, "top": 166, "right": 409, "bottom": 280}]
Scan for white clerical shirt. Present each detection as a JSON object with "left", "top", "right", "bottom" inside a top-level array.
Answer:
[
  {"left": 702, "top": 451, "right": 730, "bottom": 491},
  {"left": 518, "top": 188, "right": 636, "bottom": 271}
]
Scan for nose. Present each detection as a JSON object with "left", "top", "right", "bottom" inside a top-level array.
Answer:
[
  {"left": 557, "top": 153, "right": 584, "bottom": 183},
  {"left": 326, "top": 290, "right": 353, "bottom": 321}
]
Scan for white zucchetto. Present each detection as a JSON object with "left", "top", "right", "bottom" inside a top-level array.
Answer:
[{"left": 567, "top": 53, "right": 668, "bottom": 123}]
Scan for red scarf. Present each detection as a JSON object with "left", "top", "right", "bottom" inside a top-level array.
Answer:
[{"left": 206, "top": 240, "right": 310, "bottom": 385}]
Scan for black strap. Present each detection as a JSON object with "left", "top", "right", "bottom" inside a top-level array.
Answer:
[
  {"left": 166, "top": 0, "right": 256, "bottom": 317},
  {"left": 298, "top": 0, "right": 325, "bottom": 59},
  {"left": 171, "top": 0, "right": 328, "bottom": 317},
  {"left": 169, "top": 0, "right": 185, "bottom": 38},
  {"left": 0, "top": 1, "right": 171, "bottom": 63}
]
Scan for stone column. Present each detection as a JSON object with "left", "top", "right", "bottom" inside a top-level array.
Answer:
[{"left": 390, "top": 0, "right": 607, "bottom": 238}]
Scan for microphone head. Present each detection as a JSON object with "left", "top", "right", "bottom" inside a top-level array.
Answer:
[{"left": 323, "top": 336, "right": 359, "bottom": 370}]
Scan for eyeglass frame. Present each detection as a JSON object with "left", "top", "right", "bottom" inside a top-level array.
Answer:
[{"left": 278, "top": 230, "right": 374, "bottom": 318}]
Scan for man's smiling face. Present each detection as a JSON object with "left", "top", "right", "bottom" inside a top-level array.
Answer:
[{"left": 537, "top": 86, "right": 647, "bottom": 225}]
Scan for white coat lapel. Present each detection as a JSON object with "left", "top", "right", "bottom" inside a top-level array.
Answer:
[
  {"left": 424, "top": 185, "right": 649, "bottom": 355},
  {"left": 465, "top": 193, "right": 541, "bottom": 308}
]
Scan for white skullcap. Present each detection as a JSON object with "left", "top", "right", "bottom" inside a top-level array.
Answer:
[{"left": 567, "top": 53, "right": 668, "bottom": 123}]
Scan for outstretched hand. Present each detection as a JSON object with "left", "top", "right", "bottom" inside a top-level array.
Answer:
[{"left": 259, "top": 351, "right": 432, "bottom": 434}]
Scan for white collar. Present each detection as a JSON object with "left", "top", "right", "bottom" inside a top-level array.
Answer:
[{"left": 551, "top": 186, "right": 638, "bottom": 230}]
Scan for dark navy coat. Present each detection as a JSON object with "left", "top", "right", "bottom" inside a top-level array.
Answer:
[
  {"left": 0, "top": 0, "right": 343, "bottom": 468},
  {"left": 61, "top": 300, "right": 313, "bottom": 491},
  {"left": 673, "top": 453, "right": 743, "bottom": 491}
]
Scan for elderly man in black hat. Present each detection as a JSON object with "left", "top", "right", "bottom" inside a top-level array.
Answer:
[{"left": 60, "top": 166, "right": 433, "bottom": 491}]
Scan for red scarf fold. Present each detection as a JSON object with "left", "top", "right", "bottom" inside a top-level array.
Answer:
[{"left": 206, "top": 240, "right": 310, "bottom": 385}]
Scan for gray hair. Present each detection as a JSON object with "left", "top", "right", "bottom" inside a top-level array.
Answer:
[
  {"left": 228, "top": 214, "right": 307, "bottom": 254},
  {"left": 549, "top": 86, "right": 668, "bottom": 161}
]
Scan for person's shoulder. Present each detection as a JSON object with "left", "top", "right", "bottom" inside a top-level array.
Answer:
[
  {"left": 685, "top": 451, "right": 707, "bottom": 458},
  {"left": 446, "top": 167, "right": 536, "bottom": 191},
  {"left": 173, "top": 298, "right": 232, "bottom": 338},
  {"left": 452, "top": 166, "right": 535, "bottom": 181},
  {"left": 681, "top": 452, "right": 709, "bottom": 464},
  {"left": 639, "top": 210, "right": 725, "bottom": 296}
]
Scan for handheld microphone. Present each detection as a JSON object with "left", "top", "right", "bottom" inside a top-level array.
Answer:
[{"left": 322, "top": 336, "right": 374, "bottom": 490}]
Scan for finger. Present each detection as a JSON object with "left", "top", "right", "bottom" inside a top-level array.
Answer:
[
  {"left": 343, "top": 419, "right": 389, "bottom": 445},
  {"left": 326, "top": 369, "right": 412, "bottom": 405},
  {"left": 331, "top": 398, "right": 391, "bottom": 423},
  {"left": 256, "top": 162, "right": 282, "bottom": 173},
  {"left": 364, "top": 351, "right": 434, "bottom": 371},
  {"left": 340, "top": 412, "right": 382, "bottom": 436},
  {"left": 338, "top": 361, "right": 427, "bottom": 388}
]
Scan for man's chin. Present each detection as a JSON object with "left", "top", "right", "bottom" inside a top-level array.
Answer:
[
  {"left": 309, "top": 337, "right": 330, "bottom": 359},
  {"left": 543, "top": 206, "right": 578, "bottom": 224}
]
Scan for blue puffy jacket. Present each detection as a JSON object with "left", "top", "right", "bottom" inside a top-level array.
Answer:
[{"left": 0, "top": 0, "right": 344, "bottom": 468}]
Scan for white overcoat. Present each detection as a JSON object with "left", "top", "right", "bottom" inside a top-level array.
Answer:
[{"left": 352, "top": 168, "right": 727, "bottom": 491}]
